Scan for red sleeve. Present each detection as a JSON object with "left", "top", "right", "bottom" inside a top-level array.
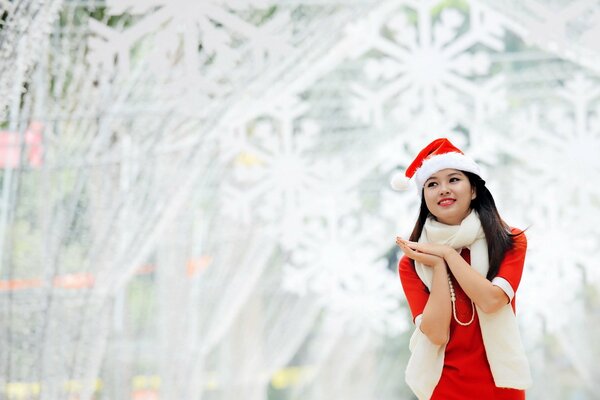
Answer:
[
  {"left": 398, "top": 255, "right": 429, "bottom": 323},
  {"left": 495, "top": 228, "right": 527, "bottom": 295}
]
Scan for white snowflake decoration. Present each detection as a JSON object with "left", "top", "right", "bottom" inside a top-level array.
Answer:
[{"left": 346, "top": 1, "right": 506, "bottom": 128}]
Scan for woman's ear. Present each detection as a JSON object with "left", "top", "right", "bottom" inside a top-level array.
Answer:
[{"left": 471, "top": 187, "right": 477, "bottom": 200}]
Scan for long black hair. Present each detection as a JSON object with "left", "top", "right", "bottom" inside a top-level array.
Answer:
[{"left": 408, "top": 171, "right": 520, "bottom": 280}]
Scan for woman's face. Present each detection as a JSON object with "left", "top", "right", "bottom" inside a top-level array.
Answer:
[{"left": 423, "top": 169, "right": 476, "bottom": 225}]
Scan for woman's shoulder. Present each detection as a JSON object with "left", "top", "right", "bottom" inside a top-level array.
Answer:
[
  {"left": 398, "top": 255, "right": 428, "bottom": 292},
  {"left": 509, "top": 226, "right": 527, "bottom": 250}
]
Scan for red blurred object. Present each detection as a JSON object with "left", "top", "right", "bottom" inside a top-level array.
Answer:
[
  {"left": 53, "top": 273, "right": 95, "bottom": 289},
  {"left": 132, "top": 390, "right": 159, "bottom": 400},
  {"left": 0, "top": 121, "right": 44, "bottom": 168},
  {"left": 0, "top": 278, "right": 42, "bottom": 291}
]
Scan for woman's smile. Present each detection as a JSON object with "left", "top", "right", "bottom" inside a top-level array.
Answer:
[{"left": 438, "top": 197, "right": 456, "bottom": 207}]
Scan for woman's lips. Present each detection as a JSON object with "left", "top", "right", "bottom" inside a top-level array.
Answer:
[{"left": 438, "top": 198, "right": 456, "bottom": 207}]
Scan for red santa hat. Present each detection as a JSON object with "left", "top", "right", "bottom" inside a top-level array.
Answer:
[{"left": 390, "top": 137, "right": 482, "bottom": 193}]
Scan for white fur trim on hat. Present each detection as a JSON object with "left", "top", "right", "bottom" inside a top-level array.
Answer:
[{"left": 413, "top": 152, "right": 481, "bottom": 192}]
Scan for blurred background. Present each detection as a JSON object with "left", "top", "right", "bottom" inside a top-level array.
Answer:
[{"left": 1, "top": 0, "right": 599, "bottom": 399}]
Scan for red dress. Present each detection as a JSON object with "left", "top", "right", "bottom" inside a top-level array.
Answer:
[{"left": 399, "top": 229, "right": 527, "bottom": 400}]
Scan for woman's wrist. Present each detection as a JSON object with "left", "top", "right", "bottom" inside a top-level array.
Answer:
[{"left": 443, "top": 246, "right": 456, "bottom": 260}]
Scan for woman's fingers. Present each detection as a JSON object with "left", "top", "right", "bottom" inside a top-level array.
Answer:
[
  {"left": 396, "top": 238, "right": 421, "bottom": 258},
  {"left": 396, "top": 237, "right": 431, "bottom": 262},
  {"left": 396, "top": 237, "right": 419, "bottom": 248},
  {"left": 396, "top": 237, "right": 447, "bottom": 267},
  {"left": 400, "top": 243, "right": 419, "bottom": 259},
  {"left": 396, "top": 238, "right": 410, "bottom": 248},
  {"left": 396, "top": 237, "right": 412, "bottom": 245},
  {"left": 397, "top": 238, "right": 442, "bottom": 267},
  {"left": 403, "top": 240, "right": 419, "bottom": 249}
]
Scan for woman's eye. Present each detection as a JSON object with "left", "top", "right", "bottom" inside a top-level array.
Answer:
[
  {"left": 426, "top": 181, "right": 437, "bottom": 188},
  {"left": 450, "top": 177, "right": 460, "bottom": 182}
]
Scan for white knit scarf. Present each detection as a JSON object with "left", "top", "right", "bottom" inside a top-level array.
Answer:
[{"left": 405, "top": 211, "right": 532, "bottom": 400}]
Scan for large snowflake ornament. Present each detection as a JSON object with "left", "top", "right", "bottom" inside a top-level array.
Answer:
[
  {"left": 87, "top": 0, "right": 292, "bottom": 86},
  {"left": 219, "top": 98, "right": 332, "bottom": 241},
  {"left": 282, "top": 212, "right": 405, "bottom": 336},
  {"left": 500, "top": 1, "right": 600, "bottom": 70},
  {"left": 346, "top": 1, "right": 506, "bottom": 128}
]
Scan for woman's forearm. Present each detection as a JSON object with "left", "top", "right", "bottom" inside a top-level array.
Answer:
[
  {"left": 443, "top": 250, "right": 509, "bottom": 313},
  {"left": 420, "top": 262, "right": 452, "bottom": 345}
]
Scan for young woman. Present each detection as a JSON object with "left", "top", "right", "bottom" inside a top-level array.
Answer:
[{"left": 391, "top": 138, "right": 532, "bottom": 400}]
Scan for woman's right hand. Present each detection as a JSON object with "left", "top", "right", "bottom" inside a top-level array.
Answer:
[{"left": 396, "top": 237, "right": 445, "bottom": 268}]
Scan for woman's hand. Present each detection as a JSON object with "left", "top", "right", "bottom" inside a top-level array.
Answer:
[
  {"left": 396, "top": 237, "right": 445, "bottom": 268},
  {"left": 397, "top": 238, "right": 455, "bottom": 259}
]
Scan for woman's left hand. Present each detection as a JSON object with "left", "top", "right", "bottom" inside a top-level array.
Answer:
[{"left": 396, "top": 238, "right": 454, "bottom": 259}]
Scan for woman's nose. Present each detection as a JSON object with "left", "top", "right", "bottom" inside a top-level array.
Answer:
[{"left": 439, "top": 183, "right": 450, "bottom": 194}]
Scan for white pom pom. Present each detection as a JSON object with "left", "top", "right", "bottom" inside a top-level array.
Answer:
[{"left": 390, "top": 171, "right": 410, "bottom": 191}]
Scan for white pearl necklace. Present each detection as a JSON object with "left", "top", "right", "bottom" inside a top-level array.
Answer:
[{"left": 447, "top": 274, "right": 475, "bottom": 326}]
